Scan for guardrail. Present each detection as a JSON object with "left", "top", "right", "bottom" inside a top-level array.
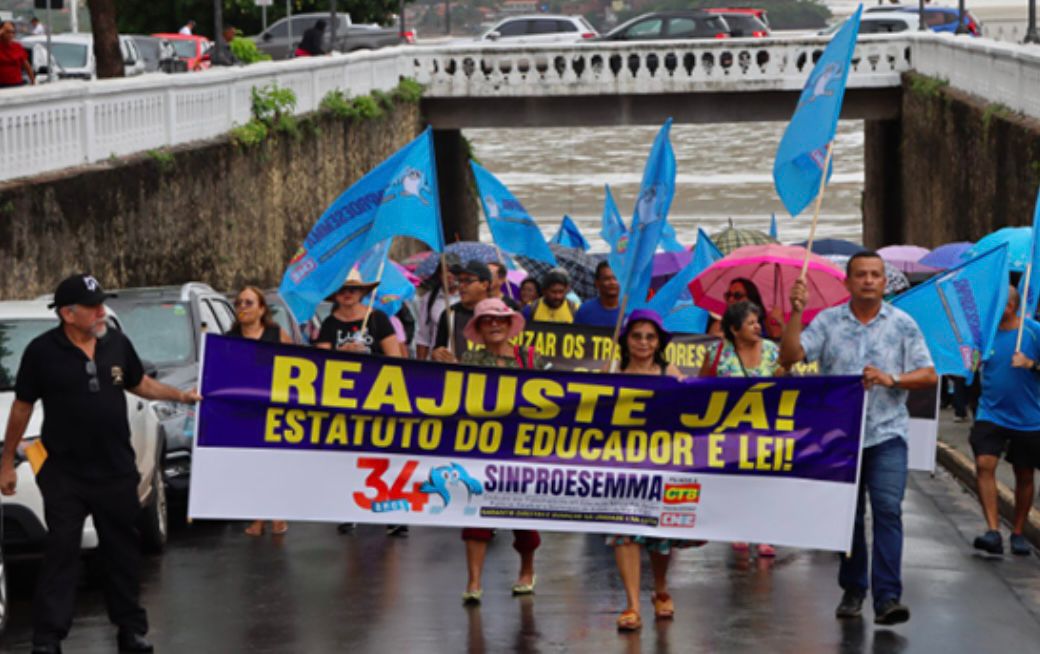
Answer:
[{"left": 0, "top": 33, "right": 1038, "bottom": 183}]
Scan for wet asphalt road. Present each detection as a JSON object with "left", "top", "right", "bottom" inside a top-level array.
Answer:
[{"left": 3, "top": 469, "right": 1040, "bottom": 653}]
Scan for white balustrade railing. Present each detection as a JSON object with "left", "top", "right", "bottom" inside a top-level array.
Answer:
[{"left": 0, "top": 32, "right": 1038, "bottom": 183}]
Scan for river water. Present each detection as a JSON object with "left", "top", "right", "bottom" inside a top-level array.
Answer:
[{"left": 467, "top": 120, "right": 865, "bottom": 250}]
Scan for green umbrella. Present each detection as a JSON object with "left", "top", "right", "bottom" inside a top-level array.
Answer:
[{"left": 710, "top": 219, "right": 779, "bottom": 255}]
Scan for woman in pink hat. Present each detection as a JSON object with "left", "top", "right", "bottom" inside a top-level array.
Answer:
[{"left": 439, "top": 298, "right": 546, "bottom": 604}]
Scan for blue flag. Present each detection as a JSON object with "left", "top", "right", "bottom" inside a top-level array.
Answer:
[
  {"left": 891, "top": 243, "right": 1009, "bottom": 383},
  {"left": 279, "top": 128, "right": 440, "bottom": 323},
  {"left": 363, "top": 128, "right": 444, "bottom": 253},
  {"left": 471, "top": 161, "right": 557, "bottom": 265},
  {"left": 551, "top": 215, "right": 591, "bottom": 251},
  {"left": 773, "top": 5, "right": 862, "bottom": 217},
  {"left": 1020, "top": 185, "right": 1040, "bottom": 319},
  {"left": 358, "top": 239, "right": 416, "bottom": 318},
  {"left": 619, "top": 119, "right": 676, "bottom": 311},
  {"left": 648, "top": 228, "right": 723, "bottom": 333},
  {"left": 601, "top": 185, "right": 627, "bottom": 274},
  {"left": 769, "top": 212, "right": 778, "bottom": 239}
]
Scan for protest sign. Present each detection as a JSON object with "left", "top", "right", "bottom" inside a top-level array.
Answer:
[{"left": 190, "top": 335, "right": 866, "bottom": 551}]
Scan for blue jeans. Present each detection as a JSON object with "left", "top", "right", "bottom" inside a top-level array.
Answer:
[{"left": 839, "top": 437, "right": 907, "bottom": 609}]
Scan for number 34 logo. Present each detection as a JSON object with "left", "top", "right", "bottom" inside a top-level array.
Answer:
[{"left": 353, "top": 457, "right": 430, "bottom": 513}]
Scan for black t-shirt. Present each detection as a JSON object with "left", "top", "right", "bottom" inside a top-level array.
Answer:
[
  {"left": 229, "top": 324, "right": 282, "bottom": 343},
  {"left": 434, "top": 301, "right": 474, "bottom": 355},
  {"left": 316, "top": 310, "right": 395, "bottom": 355},
  {"left": 15, "top": 327, "right": 145, "bottom": 479}
]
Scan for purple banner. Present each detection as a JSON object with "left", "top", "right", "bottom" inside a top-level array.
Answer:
[{"left": 197, "top": 335, "right": 865, "bottom": 484}]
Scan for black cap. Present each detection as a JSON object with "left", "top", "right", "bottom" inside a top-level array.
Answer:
[
  {"left": 48, "top": 274, "right": 116, "bottom": 309},
  {"left": 449, "top": 260, "right": 492, "bottom": 282}
]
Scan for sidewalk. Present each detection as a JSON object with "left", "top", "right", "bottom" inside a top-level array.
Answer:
[{"left": 935, "top": 405, "right": 1040, "bottom": 543}]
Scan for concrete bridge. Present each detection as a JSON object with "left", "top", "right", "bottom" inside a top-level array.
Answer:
[{"left": 1, "top": 33, "right": 1038, "bottom": 184}]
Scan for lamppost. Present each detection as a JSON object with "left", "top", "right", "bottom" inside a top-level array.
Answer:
[
  {"left": 955, "top": 0, "right": 966, "bottom": 34},
  {"left": 1027, "top": 0, "right": 1040, "bottom": 43},
  {"left": 918, "top": 0, "right": 926, "bottom": 31}
]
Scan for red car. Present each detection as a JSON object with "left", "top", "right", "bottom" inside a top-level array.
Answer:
[
  {"left": 704, "top": 8, "right": 771, "bottom": 37},
  {"left": 151, "top": 33, "right": 212, "bottom": 71}
]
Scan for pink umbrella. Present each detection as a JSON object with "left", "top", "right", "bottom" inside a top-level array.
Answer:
[
  {"left": 877, "top": 245, "right": 937, "bottom": 274},
  {"left": 391, "top": 261, "right": 422, "bottom": 287},
  {"left": 689, "top": 244, "right": 849, "bottom": 323}
]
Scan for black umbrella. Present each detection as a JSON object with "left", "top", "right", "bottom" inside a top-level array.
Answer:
[{"left": 514, "top": 243, "right": 604, "bottom": 300}]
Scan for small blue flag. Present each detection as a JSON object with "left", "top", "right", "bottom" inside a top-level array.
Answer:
[
  {"left": 601, "top": 185, "right": 627, "bottom": 274},
  {"left": 471, "top": 161, "right": 557, "bottom": 265},
  {"left": 1019, "top": 185, "right": 1040, "bottom": 319},
  {"left": 358, "top": 238, "right": 416, "bottom": 318},
  {"left": 773, "top": 5, "right": 862, "bottom": 217},
  {"left": 892, "top": 243, "right": 1009, "bottom": 383},
  {"left": 648, "top": 228, "right": 723, "bottom": 333},
  {"left": 551, "top": 215, "right": 591, "bottom": 251},
  {"left": 769, "top": 212, "right": 778, "bottom": 239},
  {"left": 280, "top": 128, "right": 441, "bottom": 323},
  {"left": 619, "top": 119, "right": 676, "bottom": 311}
]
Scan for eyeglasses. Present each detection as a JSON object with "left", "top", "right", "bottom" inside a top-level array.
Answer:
[
  {"left": 85, "top": 360, "right": 99, "bottom": 393},
  {"left": 479, "top": 315, "right": 511, "bottom": 325},
  {"left": 629, "top": 333, "right": 658, "bottom": 342},
  {"left": 457, "top": 277, "right": 480, "bottom": 286},
  {"left": 724, "top": 291, "right": 747, "bottom": 301},
  {"left": 233, "top": 298, "right": 256, "bottom": 308}
]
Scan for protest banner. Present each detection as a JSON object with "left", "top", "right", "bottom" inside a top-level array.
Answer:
[
  {"left": 513, "top": 321, "right": 939, "bottom": 471},
  {"left": 189, "top": 335, "right": 867, "bottom": 551}
]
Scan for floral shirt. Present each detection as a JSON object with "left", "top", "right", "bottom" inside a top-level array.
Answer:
[
  {"left": 800, "top": 302, "right": 933, "bottom": 448},
  {"left": 715, "top": 340, "right": 781, "bottom": 378},
  {"left": 460, "top": 347, "right": 548, "bottom": 370}
]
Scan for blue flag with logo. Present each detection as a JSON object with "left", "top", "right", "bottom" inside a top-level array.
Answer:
[
  {"left": 891, "top": 243, "right": 1009, "bottom": 383},
  {"left": 1019, "top": 185, "right": 1040, "bottom": 319},
  {"left": 648, "top": 228, "right": 723, "bottom": 333},
  {"left": 362, "top": 128, "right": 444, "bottom": 253},
  {"left": 601, "top": 185, "right": 628, "bottom": 274},
  {"left": 773, "top": 5, "right": 862, "bottom": 217},
  {"left": 358, "top": 238, "right": 416, "bottom": 318},
  {"left": 619, "top": 119, "right": 676, "bottom": 311},
  {"left": 471, "top": 161, "right": 557, "bottom": 265},
  {"left": 279, "top": 128, "right": 440, "bottom": 323},
  {"left": 551, "top": 215, "right": 591, "bottom": 251}
]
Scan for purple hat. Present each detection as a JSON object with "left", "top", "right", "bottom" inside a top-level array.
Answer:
[{"left": 620, "top": 309, "right": 671, "bottom": 345}]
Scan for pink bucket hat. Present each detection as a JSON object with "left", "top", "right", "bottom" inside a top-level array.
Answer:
[{"left": 463, "top": 298, "right": 525, "bottom": 345}]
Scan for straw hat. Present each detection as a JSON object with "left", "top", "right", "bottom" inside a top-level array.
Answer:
[
  {"left": 463, "top": 298, "right": 525, "bottom": 345},
  {"left": 327, "top": 266, "right": 379, "bottom": 300}
]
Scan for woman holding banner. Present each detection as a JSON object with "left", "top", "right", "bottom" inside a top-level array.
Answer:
[
  {"left": 608, "top": 309, "right": 693, "bottom": 631},
  {"left": 439, "top": 298, "right": 546, "bottom": 604},
  {"left": 702, "top": 301, "right": 785, "bottom": 557},
  {"left": 229, "top": 286, "right": 292, "bottom": 537}
]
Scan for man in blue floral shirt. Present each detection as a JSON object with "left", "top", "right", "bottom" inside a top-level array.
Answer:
[{"left": 781, "top": 251, "right": 937, "bottom": 626}]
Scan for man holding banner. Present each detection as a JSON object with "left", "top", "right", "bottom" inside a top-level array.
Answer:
[{"left": 782, "top": 252, "right": 936, "bottom": 625}]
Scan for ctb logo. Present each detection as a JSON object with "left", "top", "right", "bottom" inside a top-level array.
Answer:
[{"left": 663, "top": 483, "right": 701, "bottom": 505}]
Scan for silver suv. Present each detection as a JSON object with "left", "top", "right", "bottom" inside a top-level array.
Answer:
[{"left": 480, "top": 14, "right": 598, "bottom": 43}]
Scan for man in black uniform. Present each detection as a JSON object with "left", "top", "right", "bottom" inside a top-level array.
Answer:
[{"left": 0, "top": 274, "right": 201, "bottom": 654}]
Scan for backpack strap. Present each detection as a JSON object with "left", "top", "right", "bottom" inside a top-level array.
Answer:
[
  {"left": 707, "top": 341, "right": 725, "bottom": 377},
  {"left": 513, "top": 344, "right": 535, "bottom": 369}
]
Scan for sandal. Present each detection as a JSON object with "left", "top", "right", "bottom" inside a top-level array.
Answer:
[
  {"left": 732, "top": 541, "right": 749, "bottom": 552},
  {"left": 757, "top": 543, "right": 776, "bottom": 557},
  {"left": 652, "top": 592, "right": 675, "bottom": 619},
  {"left": 511, "top": 575, "right": 536, "bottom": 596},
  {"left": 616, "top": 609, "right": 642, "bottom": 631},
  {"left": 244, "top": 520, "right": 264, "bottom": 536},
  {"left": 272, "top": 521, "right": 289, "bottom": 535},
  {"left": 462, "top": 590, "right": 483, "bottom": 605}
]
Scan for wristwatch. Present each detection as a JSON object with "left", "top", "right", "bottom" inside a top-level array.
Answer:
[{"left": 891, "top": 373, "right": 901, "bottom": 388}]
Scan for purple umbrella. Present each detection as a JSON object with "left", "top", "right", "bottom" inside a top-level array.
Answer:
[
  {"left": 877, "top": 245, "right": 938, "bottom": 274},
  {"left": 918, "top": 242, "right": 973, "bottom": 270},
  {"left": 651, "top": 250, "right": 693, "bottom": 290}
]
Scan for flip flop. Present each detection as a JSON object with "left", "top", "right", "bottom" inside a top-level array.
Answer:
[
  {"left": 652, "top": 592, "right": 675, "bottom": 619},
  {"left": 616, "top": 610, "right": 642, "bottom": 631},
  {"left": 244, "top": 521, "right": 264, "bottom": 536},
  {"left": 512, "top": 575, "right": 536, "bottom": 595},
  {"left": 272, "top": 521, "right": 289, "bottom": 535},
  {"left": 462, "top": 590, "right": 483, "bottom": 605},
  {"left": 757, "top": 543, "right": 776, "bottom": 557}
]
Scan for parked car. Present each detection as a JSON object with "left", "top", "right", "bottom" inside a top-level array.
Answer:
[
  {"left": 106, "top": 284, "right": 235, "bottom": 499},
  {"left": 865, "top": 4, "right": 981, "bottom": 36},
  {"left": 0, "top": 300, "right": 167, "bottom": 559},
  {"left": 478, "top": 15, "right": 598, "bottom": 43},
  {"left": 704, "top": 9, "right": 770, "bottom": 37},
  {"left": 598, "top": 11, "right": 731, "bottom": 41},
  {"left": 705, "top": 7, "right": 770, "bottom": 27},
  {"left": 129, "top": 34, "right": 185, "bottom": 73},
  {"left": 251, "top": 13, "right": 403, "bottom": 60},
  {"left": 20, "top": 33, "right": 147, "bottom": 80},
  {"left": 820, "top": 12, "right": 921, "bottom": 35},
  {"left": 151, "top": 33, "right": 212, "bottom": 71}
]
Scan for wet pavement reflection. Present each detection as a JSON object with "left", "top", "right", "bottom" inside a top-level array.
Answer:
[{"left": 4, "top": 469, "right": 1040, "bottom": 653}]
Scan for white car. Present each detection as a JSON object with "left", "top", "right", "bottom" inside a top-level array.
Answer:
[
  {"left": 479, "top": 14, "right": 598, "bottom": 44},
  {"left": 0, "top": 300, "right": 167, "bottom": 561},
  {"left": 819, "top": 12, "right": 921, "bottom": 35},
  {"left": 20, "top": 33, "right": 147, "bottom": 81}
]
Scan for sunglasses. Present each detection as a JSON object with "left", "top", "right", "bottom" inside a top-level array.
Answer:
[
  {"left": 479, "top": 315, "right": 511, "bottom": 325},
  {"left": 629, "top": 332, "right": 659, "bottom": 342},
  {"left": 234, "top": 298, "right": 257, "bottom": 308},
  {"left": 86, "top": 360, "right": 100, "bottom": 393},
  {"left": 724, "top": 291, "right": 747, "bottom": 301}
]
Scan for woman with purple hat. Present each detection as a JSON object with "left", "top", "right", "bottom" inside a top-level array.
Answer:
[
  {"left": 607, "top": 309, "right": 697, "bottom": 631},
  {"left": 439, "top": 298, "right": 546, "bottom": 604}
]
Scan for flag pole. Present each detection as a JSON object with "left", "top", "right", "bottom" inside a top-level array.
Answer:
[
  {"left": 495, "top": 246, "right": 517, "bottom": 301},
  {"left": 440, "top": 252, "right": 456, "bottom": 355},
  {"left": 360, "top": 242, "right": 391, "bottom": 335},
  {"left": 800, "top": 142, "right": 835, "bottom": 281},
  {"left": 1017, "top": 261, "right": 1033, "bottom": 352},
  {"left": 607, "top": 294, "right": 629, "bottom": 373}
]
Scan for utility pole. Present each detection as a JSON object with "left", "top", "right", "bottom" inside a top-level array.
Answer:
[
  {"left": 330, "top": 0, "right": 337, "bottom": 52},
  {"left": 1027, "top": 0, "right": 1040, "bottom": 43}
]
